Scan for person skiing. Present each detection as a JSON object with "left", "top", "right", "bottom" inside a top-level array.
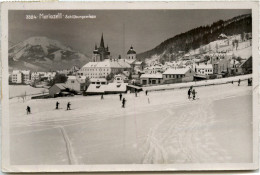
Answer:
[
  {"left": 188, "top": 88, "right": 191, "bottom": 99},
  {"left": 101, "top": 94, "right": 104, "bottom": 100},
  {"left": 238, "top": 79, "right": 241, "bottom": 86},
  {"left": 145, "top": 90, "right": 148, "bottom": 96},
  {"left": 192, "top": 89, "right": 196, "bottom": 100},
  {"left": 26, "top": 106, "right": 31, "bottom": 115},
  {"left": 56, "top": 101, "right": 60, "bottom": 109},
  {"left": 67, "top": 102, "right": 71, "bottom": 110},
  {"left": 122, "top": 98, "right": 126, "bottom": 108},
  {"left": 119, "top": 93, "right": 122, "bottom": 101}
]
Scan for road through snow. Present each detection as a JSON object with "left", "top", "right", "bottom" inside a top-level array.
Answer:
[{"left": 9, "top": 81, "right": 252, "bottom": 165}]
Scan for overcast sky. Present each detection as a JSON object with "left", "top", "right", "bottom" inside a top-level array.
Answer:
[{"left": 9, "top": 9, "right": 251, "bottom": 58}]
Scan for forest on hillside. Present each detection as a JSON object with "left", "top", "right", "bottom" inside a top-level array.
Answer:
[{"left": 137, "top": 14, "right": 252, "bottom": 61}]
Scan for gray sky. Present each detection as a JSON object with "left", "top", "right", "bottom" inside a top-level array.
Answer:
[{"left": 9, "top": 9, "right": 251, "bottom": 58}]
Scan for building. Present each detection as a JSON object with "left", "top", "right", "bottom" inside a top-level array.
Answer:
[
  {"left": 65, "top": 76, "right": 87, "bottom": 92},
  {"left": 11, "top": 70, "right": 22, "bottom": 84},
  {"left": 212, "top": 57, "right": 231, "bottom": 74},
  {"left": 140, "top": 73, "right": 163, "bottom": 85},
  {"left": 31, "top": 72, "right": 41, "bottom": 82},
  {"left": 78, "top": 59, "right": 131, "bottom": 79},
  {"left": 92, "top": 33, "right": 111, "bottom": 62},
  {"left": 240, "top": 57, "right": 252, "bottom": 74},
  {"left": 127, "top": 46, "right": 136, "bottom": 60},
  {"left": 49, "top": 83, "right": 68, "bottom": 97},
  {"left": 21, "top": 70, "right": 31, "bottom": 84},
  {"left": 113, "top": 74, "right": 128, "bottom": 83},
  {"left": 163, "top": 68, "right": 195, "bottom": 84},
  {"left": 85, "top": 83, "right": 128, "bottom": 95},
  {"left": 194, "top": 63, "right": 213, "bottom": 75},
  {"left": 144, "top": 65, "right": 164, "bottom": 74},
  {"left": 11, "top": 70, "right": 31, "bottom": 84}
]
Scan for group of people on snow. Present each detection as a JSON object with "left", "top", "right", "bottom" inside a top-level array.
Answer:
[{"left": 188, "top": 86, "right": 197, "bottom": 100}]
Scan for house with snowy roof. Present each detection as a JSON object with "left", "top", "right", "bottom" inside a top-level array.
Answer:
[
  {"left": 140, "top": 73, "right": 163, "bottom": 85},
  {"left": 49, "top": 83, "right": 68, "bottom": 97},
  {"left": 163, "top": 67, "right": 195, "bottom": 84},
  {"left": 65, "top": 75, "right": 87, "bottom": 92},
  {"left": 85, "top": 83, "right": 128, "bottom": 95},
  {"left": 194, "top": 63, "right": 213, "bottom": 75}
]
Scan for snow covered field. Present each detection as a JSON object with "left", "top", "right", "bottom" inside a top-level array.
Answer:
[
  {"left": 9, "top": 85, "right": 48, "bottom": 99},
  {"left": 9, "top": 81, "right": 252, "bottom": 165}
]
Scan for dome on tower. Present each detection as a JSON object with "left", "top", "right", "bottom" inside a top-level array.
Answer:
[{"left": 127, "top": 46, "right": 136, "bottom": 54}]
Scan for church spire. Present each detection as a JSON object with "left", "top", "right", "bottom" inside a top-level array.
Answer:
[{"left": 100, "top": 33, "right": 105, "bottom": 48}]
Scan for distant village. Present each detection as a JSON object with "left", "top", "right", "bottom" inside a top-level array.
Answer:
[{"left": 9, "top": 32, "right": 252, "bottom": 98}]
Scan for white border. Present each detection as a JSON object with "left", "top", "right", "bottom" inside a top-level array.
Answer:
[{"left": 1, "top": 1, "right": 259, "bottom": 172}]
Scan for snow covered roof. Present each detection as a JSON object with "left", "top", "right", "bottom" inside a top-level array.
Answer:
[
  {"left": 134, "top": 61, "right": 143, "bottom": 65},
  {"left": 163, "top": 68, "right": 191, "bottom": 75},
  {"left": 82, "top": 59, "right": 131, "bottom": 69},
  {"left": 140, "top": 73, "right": 163, "bottom": 79},
  {"left": 219, "top": 33, "right": 228, "bottom": 38},
  {"left": 12, "top": 70, "right": 21, "bottom": 74},
  {"left": 196, "top": 64, "right": 213, "bottom": 69},
  {"left": 21, "top": 70, "right": 31, "bottom": 74},
  {"left": 125, "top": 59, "right": 136, "bottom": 64}
]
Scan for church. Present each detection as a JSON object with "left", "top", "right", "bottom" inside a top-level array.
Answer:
[{"left": 92, "top": 33, "right": 111, "bottom": 62}]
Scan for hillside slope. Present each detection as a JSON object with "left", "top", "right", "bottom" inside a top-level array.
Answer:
[{"left": 137, "top": 14, "right": 252, "bottom": 61}]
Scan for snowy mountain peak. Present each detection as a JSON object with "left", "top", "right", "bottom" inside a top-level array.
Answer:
[{"left": 9, "top": 37, "right": 90, "bottom": 71}]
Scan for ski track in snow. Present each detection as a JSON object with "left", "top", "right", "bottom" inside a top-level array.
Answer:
[
  {"left": 142, "top": 97, "right": 232, "bottom": 164},
  {"left": 59, "top": 126, "right": 78, "bottom": 165}
]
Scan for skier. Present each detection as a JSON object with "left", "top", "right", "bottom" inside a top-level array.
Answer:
[
  {"left": 238, "top": 79, "right": 241, "bottom": 86},
  {"left": 56, "top": 101, "right": 60, "bottom": 109},
  {"left": 101, "top": 94, "right": 104, "bottom": 100},
  {"left": 248, "top": 78, "right": 251, "bottom": 86},
  {"left": 192, "top": 89, "right": 196, "bottom": 100},
  {"left": 145, "top": 90, "right": 148, "bottom": 96},
  {"left": 67, "top": 102, "right": 71, "bottom": 110},
  {"left": 122, "top": 98, "right": 126, "bottom": 108},
  {"left": 119, "top": 93, "right": 122, "bottom": 101},
  {"left": 188, "top": 88, "right": 191, "bottom": 99},
  {"left": 231, "top": 81, "right": 233, "bottom": 84},
  {"left": 26, "top": 106, "right": 31, "bottom": 115}
]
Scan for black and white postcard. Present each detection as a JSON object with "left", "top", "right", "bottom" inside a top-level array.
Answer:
[{"left": 1, "top": 1, "right": 259, "bottom": 172}]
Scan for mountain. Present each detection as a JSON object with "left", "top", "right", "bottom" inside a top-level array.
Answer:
[
  {"left": 137, "top": 14, "right": 252, "bottom": 62},
  {"left": 9, "top": 37, "right": 91, "bottom": 71}
]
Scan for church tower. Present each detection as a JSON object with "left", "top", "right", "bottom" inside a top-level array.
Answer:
[
  {"left": 127, "top": 45, "right": 136, "bottom": 60},
  {"left": 92, "top": 33, "right": 110, "bottom": 62}
]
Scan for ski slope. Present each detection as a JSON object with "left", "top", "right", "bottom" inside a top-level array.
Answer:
[{"left": 9, "top": 81, "right": 252, "bottom": 165}]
